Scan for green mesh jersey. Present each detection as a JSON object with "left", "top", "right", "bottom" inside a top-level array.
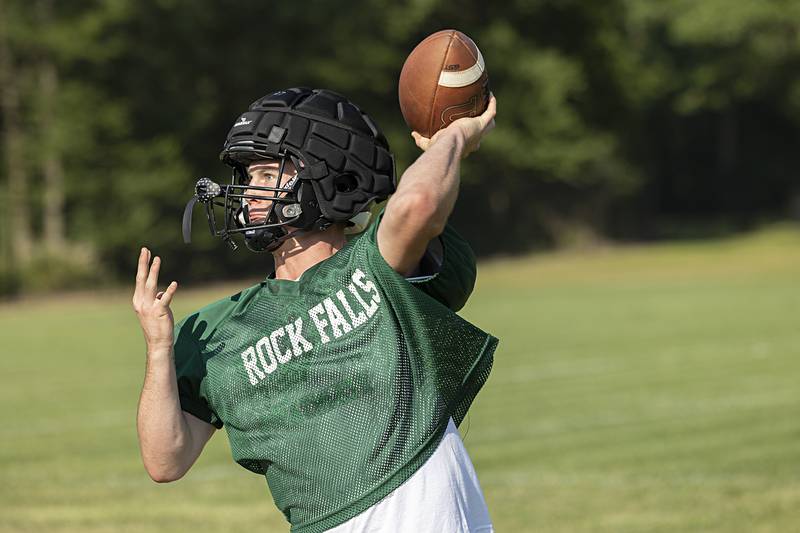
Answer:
[{"left": 172, "top": 213, "right": 498, "bottom": 533}]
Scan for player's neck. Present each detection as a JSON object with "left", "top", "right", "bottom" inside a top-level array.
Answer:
[{"left": 272, "top": 226, "right": 347, "bottom": 281}]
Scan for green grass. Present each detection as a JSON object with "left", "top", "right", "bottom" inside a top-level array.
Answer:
[{"left": 1, "top": 225, "right": 799, "bottom": 532}]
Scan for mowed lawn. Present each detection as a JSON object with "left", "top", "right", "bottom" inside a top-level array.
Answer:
[{"left": 1, "top": 226, "right": 798, "bottom": 532}]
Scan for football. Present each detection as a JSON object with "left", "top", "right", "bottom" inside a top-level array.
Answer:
[{"left": 398, "top": 29, "right": 490, "bottom": 139}]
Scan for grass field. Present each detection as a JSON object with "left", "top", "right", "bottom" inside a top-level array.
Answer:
[{"left": 1, "top": 225, "right": 799, "bottom": 532}]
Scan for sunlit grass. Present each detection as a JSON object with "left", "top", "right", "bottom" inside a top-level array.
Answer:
[{"left": 1, "top": 224, "right": 798, "bottom": 532}]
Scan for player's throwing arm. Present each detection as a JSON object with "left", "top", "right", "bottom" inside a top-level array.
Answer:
[
  {"left": 377, "top": 94, "right": 496, "bottom": 276},
  {"left": 132, "top": 248, "right": 215, "bottom": 482}
]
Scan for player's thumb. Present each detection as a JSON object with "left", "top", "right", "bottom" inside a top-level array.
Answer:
[{"left": 411, "top": 131, "right": 430, "bottom": 151}]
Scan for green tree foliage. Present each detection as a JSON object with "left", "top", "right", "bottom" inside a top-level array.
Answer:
[
  {"left": 1, "top": 0, "right": 798, "bottom": 295},
  {"left": 608, "top": 0, "right": 800, "bottom": 235}
]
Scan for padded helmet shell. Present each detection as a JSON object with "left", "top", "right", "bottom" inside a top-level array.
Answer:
[{"left": 221, "top": 88, "right": 396, "bottom": 224}]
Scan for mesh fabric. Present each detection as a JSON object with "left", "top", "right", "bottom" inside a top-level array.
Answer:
[{"left": 172, "top": 215, "right": 497, "bottom": 532}]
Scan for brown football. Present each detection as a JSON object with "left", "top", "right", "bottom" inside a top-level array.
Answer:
[{"left": 398, "top": 29, "right": 490, "bottom": 138}]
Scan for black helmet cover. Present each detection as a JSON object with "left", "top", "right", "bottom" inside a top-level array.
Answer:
[{"left": 184, "top": 88, "right": 397, "bottom": 252}]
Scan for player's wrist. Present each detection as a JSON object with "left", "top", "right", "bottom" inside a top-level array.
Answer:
[
  {"left": 146, "top": 343, "right": 173, "bottom": 359},
  {"left": 436, "top": 125, "right": 467, "bottom": 153}
]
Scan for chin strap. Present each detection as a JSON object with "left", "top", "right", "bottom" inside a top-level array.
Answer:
[{"left": 246, "top": 216, "right": 331, "bottom": 253}]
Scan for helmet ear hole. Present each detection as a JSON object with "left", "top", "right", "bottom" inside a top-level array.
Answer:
[{"left": 334, "top": 174, "right": 358, "bottom": 193}]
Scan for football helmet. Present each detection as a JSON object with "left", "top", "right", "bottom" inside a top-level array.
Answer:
[{"left": 183, "top": 88, "right": 396, "bottom": 252}]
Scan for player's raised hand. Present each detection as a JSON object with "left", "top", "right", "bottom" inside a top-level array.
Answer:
[
  {"left": 132, "top": 247, "right": 178, "bottom": 352},
  {"left": 411, "top": 93, "right": 496, "bottom": 158}
]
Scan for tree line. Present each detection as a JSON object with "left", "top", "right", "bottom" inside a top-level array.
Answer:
[{"left": 1, "top": 0, "right": 799, "bottom": 296}]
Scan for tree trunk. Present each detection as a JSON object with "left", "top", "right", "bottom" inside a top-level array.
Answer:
[
  {"left": 0, "top": 0, "right": 34, "bottom": 265},
  {"left": 38, "top": 0, "right": 66, "bottom": 253}
]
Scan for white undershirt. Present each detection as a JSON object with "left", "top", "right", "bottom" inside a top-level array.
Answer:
[{"left": 327, "top": 418, "right": 493, "bottom": 533}]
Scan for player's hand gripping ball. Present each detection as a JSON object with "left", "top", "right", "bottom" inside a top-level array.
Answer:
[{"left": 398, "top": 29, "right": 490, "bottom": 139}]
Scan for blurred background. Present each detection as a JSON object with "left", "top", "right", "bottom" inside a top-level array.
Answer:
[{"left": 0, "top": 1, "right": 798, "bottom": 532}]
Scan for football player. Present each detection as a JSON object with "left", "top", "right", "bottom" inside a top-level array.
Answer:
[{"left": 133, "top": 88, "right": 497, "bottom": 532}]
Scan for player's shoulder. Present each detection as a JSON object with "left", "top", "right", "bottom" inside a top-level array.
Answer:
[{"left": 175, "top": 282, "right": 263, "bottom": 334}]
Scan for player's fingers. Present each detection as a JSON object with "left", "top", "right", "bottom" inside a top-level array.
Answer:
[
  {"left": 133, "top": 247, "right": 151, "bottom": 308},
  {"left": 145, "top": 255, "right": 161, "bottom": 298},
  {"left": 158, "top": 281, "right": 178, "bottom": 307},
  {"left": 479, "top": 94, "right": 497, "bottom": 127},
  {"left": 134, "top": 247, "right": 149, "bottom": 294}
]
